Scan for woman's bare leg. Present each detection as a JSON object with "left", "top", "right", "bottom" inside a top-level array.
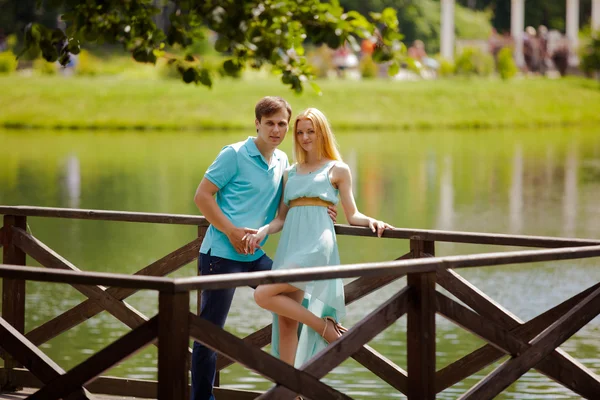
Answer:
[
  {"left": 255, "top": 283, "right": 340, "bottom": 343},
  {"left": 278, "top": 290, "right": 304, "bottom": 364}
]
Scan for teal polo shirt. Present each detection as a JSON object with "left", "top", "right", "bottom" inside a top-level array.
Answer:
[{"left": 200, "top": 137, "right": 289, "bottom": 262}]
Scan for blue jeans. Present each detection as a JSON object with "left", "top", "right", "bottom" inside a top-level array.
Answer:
[{"left": 191, "top": 250, "right": 273, "bottom": 400}]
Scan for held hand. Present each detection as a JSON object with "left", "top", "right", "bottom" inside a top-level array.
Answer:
[
  {"left": 245, "top": 226, "right": 268, "bottom": 255},
  {"left": 228, "top": 227, "right": 258, "bottom": 254},
  {"left": 368, "top": 219, "right": 395, "bottom": 238},
  {"left": 327, "top": 205, "right": 338, "bottom": 223}
]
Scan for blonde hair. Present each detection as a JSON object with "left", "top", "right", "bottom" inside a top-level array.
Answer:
[{"left": 293, "top": 108, "right": 342, "bottom": 164}]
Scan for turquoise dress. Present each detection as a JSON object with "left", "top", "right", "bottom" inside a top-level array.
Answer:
[{"left": 271, "top": 160, "right": 346, "bottom": 367}]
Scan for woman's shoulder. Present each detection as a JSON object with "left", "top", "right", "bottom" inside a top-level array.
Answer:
[{"left": 329, "top": 160, "right": 350, "bottom": 172}]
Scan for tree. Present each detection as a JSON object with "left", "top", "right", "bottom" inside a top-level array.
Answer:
[
  {"left": 18, "top": 0, "right": 404, "bottom": 92},
  {"left": 338, "top": 0, "right": 491, "bottom": 53}
]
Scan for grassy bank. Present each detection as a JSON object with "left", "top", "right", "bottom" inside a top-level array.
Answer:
[{"left": 1, "top": 75, "right": 599, "bottom": 131}]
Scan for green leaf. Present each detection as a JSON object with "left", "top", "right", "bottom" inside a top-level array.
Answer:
[
  {"left": 388, "top": 62, "right": 400, "bottom": 77},
  {"left": 223, "top": 59, "right": 240, "bottom": 76},
  {"left": 199, "top": 68, "right": 212, "bottom": 88},
  {"left": 310, "top": 81, "right": 323, "bottom": 96},
  {"left": 182, "top": 67, "right": 197, "bottom": 84},
  {"left": 214, "top": 37, "right": 230, "bottom": 53}
]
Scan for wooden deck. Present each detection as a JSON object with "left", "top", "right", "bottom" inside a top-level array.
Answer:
[{"left": 0, "top": 388, "right": 138, "bottom": 399}]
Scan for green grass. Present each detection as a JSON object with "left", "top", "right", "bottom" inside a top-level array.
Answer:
[{"left": 1, "top": 75, "right": 599, "bottom": 131}]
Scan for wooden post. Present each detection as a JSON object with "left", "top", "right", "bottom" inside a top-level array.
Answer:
[
  {"left": 1, "top": 215, "right": 27, "bottom": 391},
  {"left": 158, "top": 291, "right": 190, "bottom": 400},
  {"left": 407, "top": 238, "right": 436, "bottom": 400},
  {"left": 196, "top": 226, "right": 207, "bottom": 316}
]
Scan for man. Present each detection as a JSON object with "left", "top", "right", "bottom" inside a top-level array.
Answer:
[{"left": 192, "top": 96, "right": 335, "bottom": 400}]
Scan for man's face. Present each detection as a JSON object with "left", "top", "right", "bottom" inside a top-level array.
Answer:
[{"left": 255, "top": 110, "right": 289, "bottom": 148}]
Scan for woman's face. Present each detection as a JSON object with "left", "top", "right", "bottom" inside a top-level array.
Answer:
[{"left": 296, "top": 119, "right": 318, "bottom": 155}]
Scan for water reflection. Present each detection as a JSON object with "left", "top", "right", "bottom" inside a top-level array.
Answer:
[
  {"left": 436, "top": 155, "right": 454, "bottom": 231},
  {"left": 1, "top": 128, "right": 600, "bottom": 399},
  {"left": 510, "top": 145, "right": 524, "bottom": 234},
  {"left": 60, "top": 154, "right": 81, "bottom": 209},
  {"left": 563, "top": 144, "right": 578, "bottom": 238}
]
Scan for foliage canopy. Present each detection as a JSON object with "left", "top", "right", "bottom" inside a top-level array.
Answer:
[{"left": 19, "top": 0, "right": 405, "bottom": 92}]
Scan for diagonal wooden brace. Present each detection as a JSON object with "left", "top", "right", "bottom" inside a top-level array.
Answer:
[
  {"left": 437, "top": 269, "right": 600, "bottom": 399},
  {"left": 25, "top": 238, "right": 200, "bottom": 346},
  {"left": 188, "top": 313, "right": 351, "bottom": 400},
  {"left": 459, "top": 285, "right": 600, "bottom": 399},
  {"left": 0, "top": 317, "right": 92, "bottom": 399},
  {"left": 259, "top": 286, "right": 411, "bottom": 399},
  {"left": 436, "top": 281, "right": 600, "bottom": 393},
  {"left": 27, "top": 316, "right": 158, "bottom": 400}
]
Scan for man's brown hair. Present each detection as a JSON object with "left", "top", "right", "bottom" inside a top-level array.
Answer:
[{"left": 255, "top": 96, "right": 292, "bottom": 123}]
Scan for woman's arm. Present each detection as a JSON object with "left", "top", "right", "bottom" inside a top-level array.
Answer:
[
  {"left": 332, "top": 163, "right": 394, "bottom": 237},
  {"left": 246, "top": 171, "right": 290, "bottom": 252}
]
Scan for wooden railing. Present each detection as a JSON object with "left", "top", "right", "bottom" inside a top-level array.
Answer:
[{"left": 1, "top": 205, "right": 600, "bottom": 399}]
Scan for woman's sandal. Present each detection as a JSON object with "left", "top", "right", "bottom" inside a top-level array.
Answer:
[{"left": 321, "top": 316, "right": 347, "bottom": 342}]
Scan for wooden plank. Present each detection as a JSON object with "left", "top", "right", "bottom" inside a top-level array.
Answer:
[
  {"left": 334, "top": 224, "right": 600, "bottom": 247},
  {"left": 0, "top": 262, "right": 174, "bottom": 292},
  {"left": 352, "top": 345, "right": 408, "bottom": 394},
  {"left": 189, "top": 313, "right": 351, "bottom": 400},
  {"left": 437, "top": 269, "right": 521, "bottom": 328},
  {"left": 0, "top": 318, "right": 91, "bottom": 399},
  {"left": 0, "top": 387, "right": 123, "bottom": 400},
  {"left": 437, "top": 271, "right": 600, "bottom": 397},
  {"left": 3, "top": 205, "right": 599, "bottom": 247},
  {"left": 407, "top": 239, "right": 436, "bottom": 400},
  {"left": 435, "top": 292, "right": 524, "bottom": 355},
  {"left": 260, "top": 287, "right": 411, "bottom": 399},
  {"left": 216, "top": 325, "right": 272, "bottom": 370},
  {"left": 344, "top": 251, "right": 413, "bottom": 304},
  {"left": 2, "top": 245, "right": 600, "bottom": 293},
  {"left": 26, "top": 238, "right": 200, "bottom": 346},
  {"left": 460, "top": 285, "right": 600, "bottom": 399},
  {"left": 0, "top": 206, "right": 210, "bottom": 227},
  {"left": 1, "top": 369, "right": 261, "bottom": 400},
  {"left": 173, "top": 245, "right": 600, "bottom": 292},
  {"left": 436, "top": 282, "right": 600, "bottom": 392},
  {"left": 158, "top": 292, "right": 189, "bottom": 400},
  {"left": 12, "top": 227, "right": 151, "bottom": 329},
  {"left": 2, "top": 215, "right": 27, "bottom": 391},
  {"left": 27, "top": 317, "right": 158, "bottom": 400}
]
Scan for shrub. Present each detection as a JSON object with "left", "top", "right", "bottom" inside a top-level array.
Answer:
[
  {"left": 359, "top": 55, "right": 378, "bottom": 79},
  {"left": 33, "top": 58, "right": 57, "bottom": 75},
  {"left": 454, "top": 47, "right": 495, "bottom": 77},
  {"left": 496, "top": 47, "right": 518, "bottom": 80},
  {"left": 437, "top": 57, "right": 455, "bottom": 77},
  {"left": 6, "top": 34, "right": 18, "bottom": 51},
  {"left": 0, "top": 51, "right": 18, "bottom": 75},
  {"left": 75, "top": 50, "right": 100, "bottom": 76},
  {"left": 580, "top": 32, "right": 600, "bottom": 79},
  {"left": 307, "top": 45, "right": 334, "bottom": 78}
]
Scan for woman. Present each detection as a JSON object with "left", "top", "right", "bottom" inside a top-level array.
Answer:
[{"left": 248, "top": 108, "right": 393, "bottom": 368}]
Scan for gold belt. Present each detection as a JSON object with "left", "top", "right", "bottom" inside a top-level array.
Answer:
[{"left": 289, "top": 197, "right": 333, "bottom": 208}]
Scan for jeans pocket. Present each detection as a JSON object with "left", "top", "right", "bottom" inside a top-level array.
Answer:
[{"left": 208, "top": 255, "right": 224, "bottom": 273}]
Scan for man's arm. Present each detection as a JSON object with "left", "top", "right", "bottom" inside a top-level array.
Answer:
[{"left": 194, "top": 178, "right": 255, "bottom": 255}]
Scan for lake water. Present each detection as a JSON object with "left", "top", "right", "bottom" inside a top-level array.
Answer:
[{"left": 1, "top": 127, "right": 599, "bottom": 399}]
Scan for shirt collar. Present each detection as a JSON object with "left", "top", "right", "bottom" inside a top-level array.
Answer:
[{"left": 245, "top": 137, "right": 281, "bottom": 169}]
